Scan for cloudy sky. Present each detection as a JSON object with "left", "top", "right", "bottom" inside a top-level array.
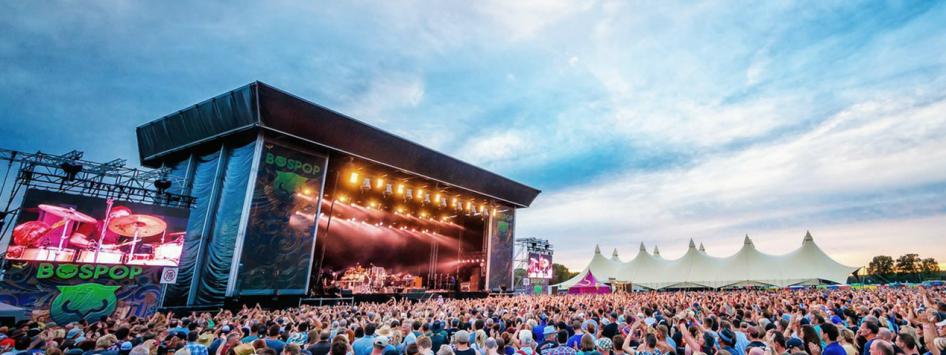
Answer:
[{"left": 2, "top": 1, "right": 945, "bottom": 270}]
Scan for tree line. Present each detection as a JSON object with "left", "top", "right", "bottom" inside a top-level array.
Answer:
[{"left": 866, "top": 254, "right": 941, "bottom": 282}]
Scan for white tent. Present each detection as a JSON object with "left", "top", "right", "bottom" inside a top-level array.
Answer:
[{"left": 561, "top": 231, "right": 859, "bottom": 290}]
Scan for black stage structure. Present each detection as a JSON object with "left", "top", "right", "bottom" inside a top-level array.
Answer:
[{"left": 137, "top": 81, "right": 540, "bottom": 308}]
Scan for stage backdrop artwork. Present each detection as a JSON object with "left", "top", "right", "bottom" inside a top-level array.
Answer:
[
  {"left": 237, "top": 142, "right": 327, "bottom": 295},
  {"left": 1, "top": 189, "right": 187, "bottom": 321}
]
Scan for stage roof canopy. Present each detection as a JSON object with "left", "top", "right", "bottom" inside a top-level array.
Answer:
[{"left": 137, "top": 81, "right": 540, "bottom": 207}]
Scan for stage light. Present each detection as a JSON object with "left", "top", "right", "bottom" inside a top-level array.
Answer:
[
  {"left": 60, "top": 160, "right": 84, "bottom": 181},
  {"left": 361, "top": 178, "right": 372, "bottom": 190},
  {"left": 396, "top": 184, "right": 405, "bottom": 195},
  {"left": 465, "top": 201, "right": 472, "bottom": 211},
  {"left": 434, "top": 193, "right": 441, "bottom": 203},
  {"left": 369, "top": 200, "right": 378, "bottom": 208},
  {"left": 303, "top": 188, "right": 312, "bottom": 195},
  {"left": 349, "top": 172, "right": 359, "bottom": 184},
  {"left": 338, "top": 195, "right": 349, "bottom": 203},
  {"left": 416, "top": 188, "right": 424, "bottom": 200},
  {"left": 479, "top": 204, "right": 486, "bottom": 213},
  {"left": 376, "top": 178, "right": 384, "bottom": 189},
  {"left": 154, "top": 178, "right": 172, "bottom": 194}
]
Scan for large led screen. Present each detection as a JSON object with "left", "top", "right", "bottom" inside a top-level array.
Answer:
[
  {"left": 5, "top": 189, "right": 190, "bottom": 266},
  {"left": 237, "top": 142, "right": 327, "bottom": 295},
  {"left": 527, "top": 253, "right": 553, "bottom": 279},
  {"left": 487, "top": 207, "right": 514, "bottom": 290}
]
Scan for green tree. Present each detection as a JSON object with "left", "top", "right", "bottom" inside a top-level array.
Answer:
[
  {"left": 868, "top": 255, "right": 895, "bottom": 276},
  {"left": 896, "top": 253, "right": 921, "bottom": 276},
  {"left": 920, "top": 258, "right": 940, "bottom": 276},
  {"left": 551, "top": 263, "right": 578, "bottom": 284}
]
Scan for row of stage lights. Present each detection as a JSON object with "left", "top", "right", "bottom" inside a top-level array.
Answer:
[{"left": 345, "top": 171, "right": 497, "bottom": 218}]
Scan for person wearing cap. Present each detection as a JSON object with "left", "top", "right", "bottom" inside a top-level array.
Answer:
[
  {"left": 370, "top": 336, "right": 392, "bottom": 355},
  {"left": 118, "top": 341, "right": 133, "bottom": 355},
  {"left": 537, "top": 326, "right": 558, "bottom": 355},
  {"left": 594, "top": 338, "right": 612, "bottom": 355},
  {"left": 785, "top": 337, "right": 806, "bottom": 354},
  {"left": 453, "top": 331, "right": 476, "bottom": 355},
  {"left": 719, "top": 328, "right": 742, "bottom": 355}
]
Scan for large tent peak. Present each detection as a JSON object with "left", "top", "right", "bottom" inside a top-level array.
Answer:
[
  {"left": 594, "top": 244, "right": 601, "bottom": 254},
  {"left": 611, "top": 248, "right": 620, "bottom": 258},
  {"left": 698, "top": 242, "right": 706, "bottom": 252},
  {"left": 688, "top": 239, "right": 696, "bottom": 249},
  {"left": 653, "top": 245, "right": 660, "bottom": 256},
  {"left": 743, "top": 235, "right": 754, "bottom": 246},
  {"left": 639, "top": 242, "right": 647, "bottom": 252},
  {"left": 804, "top": 230, "right": 814, "bottom": 243}
]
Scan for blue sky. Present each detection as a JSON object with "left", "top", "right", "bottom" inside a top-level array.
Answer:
[{"left": 2, "top": 1, "right": 946, "bottom": 269}]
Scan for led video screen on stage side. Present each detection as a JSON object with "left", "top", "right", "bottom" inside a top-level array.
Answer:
[
  {"left": 528, "top": 253, "right": 553, "bottom": 279},
  {"left": 238, "top": 142, "right": 327, "bottom": 295},
  {"left": 4, "top": 189, "right": 189, "bottom": 266}
]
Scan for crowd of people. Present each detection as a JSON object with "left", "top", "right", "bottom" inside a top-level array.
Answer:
[{"left": 2, "top": 287, "right": 944, "bottom": 355}]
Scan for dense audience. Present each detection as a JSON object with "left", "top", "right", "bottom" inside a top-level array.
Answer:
[{"left": 2, "top": 287, "right": 945, "bottom": 355}]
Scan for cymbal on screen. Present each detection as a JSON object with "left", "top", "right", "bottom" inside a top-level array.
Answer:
[
  {"left": 38, "top": 204, "right": 97, "bottom": 223},
  {"left": 108, "top": 214, "right": 167, "bottom": 237}
]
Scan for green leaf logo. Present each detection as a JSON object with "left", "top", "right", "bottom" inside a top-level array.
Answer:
[{"left": 49, "top": 283, "right": 119, "bottom": 324}]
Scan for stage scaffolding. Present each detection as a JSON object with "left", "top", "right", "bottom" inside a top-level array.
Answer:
[{"left": 0, "top": 148, "right": 195, "bottom": 264}]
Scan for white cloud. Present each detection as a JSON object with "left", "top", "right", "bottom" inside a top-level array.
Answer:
[{"left": 520, "top": 95, "right": 946, "bottom": 269}]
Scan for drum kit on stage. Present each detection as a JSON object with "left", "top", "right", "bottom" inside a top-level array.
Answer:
[{"left": 10, "top": 202, "right": 183, "bottom": 265}]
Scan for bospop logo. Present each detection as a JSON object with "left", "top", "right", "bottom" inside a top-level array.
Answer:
[{"left": 49, "top": 283, "right": 120, "bottom": 324}]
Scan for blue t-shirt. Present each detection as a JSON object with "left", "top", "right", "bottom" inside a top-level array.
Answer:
[{"left": 823, "top": 342, "right": 846, "bottom": 355}]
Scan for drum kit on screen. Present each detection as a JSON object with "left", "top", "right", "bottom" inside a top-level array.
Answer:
[{"left": 8, "top": 200, "right": 183, "bottom": 266}]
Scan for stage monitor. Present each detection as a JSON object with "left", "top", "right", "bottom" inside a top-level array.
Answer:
[
  {"left": 527, "top": 253, "right": 553, "bottom": 279},
  {"left": 4, "top": 189, "right": 190, "bottom": 267}
]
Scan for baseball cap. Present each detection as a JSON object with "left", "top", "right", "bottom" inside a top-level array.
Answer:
[
  {"left": 786, "top": 337, "right": 804, "bottom": 350},
  {"left": 121, "top": 341, "right": 134, "bottom": 351},
  {"left": 543, "top": 326, "right": 556, "bottom": 336},
  {"left": 830, "top": 316, "right": 843, "bottom": 325},
  {"left": 374, "top": 336, "right": 390, "bottom": 348}
]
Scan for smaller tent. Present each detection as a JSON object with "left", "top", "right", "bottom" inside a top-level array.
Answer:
[{"left": 567, "top": 270, "right": 612, "bottom": 294}]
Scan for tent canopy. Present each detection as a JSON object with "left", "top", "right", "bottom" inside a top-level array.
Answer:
[
  {"left": 565, "top": 270, "right": 612, "bottom": 294},
  {"left": 567, "top": 232, "right": 859, "bottom": 290}
]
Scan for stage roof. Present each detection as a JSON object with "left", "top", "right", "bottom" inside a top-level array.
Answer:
[{"left": 137, "top": 81, "right": 540, "bottom": 207}]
